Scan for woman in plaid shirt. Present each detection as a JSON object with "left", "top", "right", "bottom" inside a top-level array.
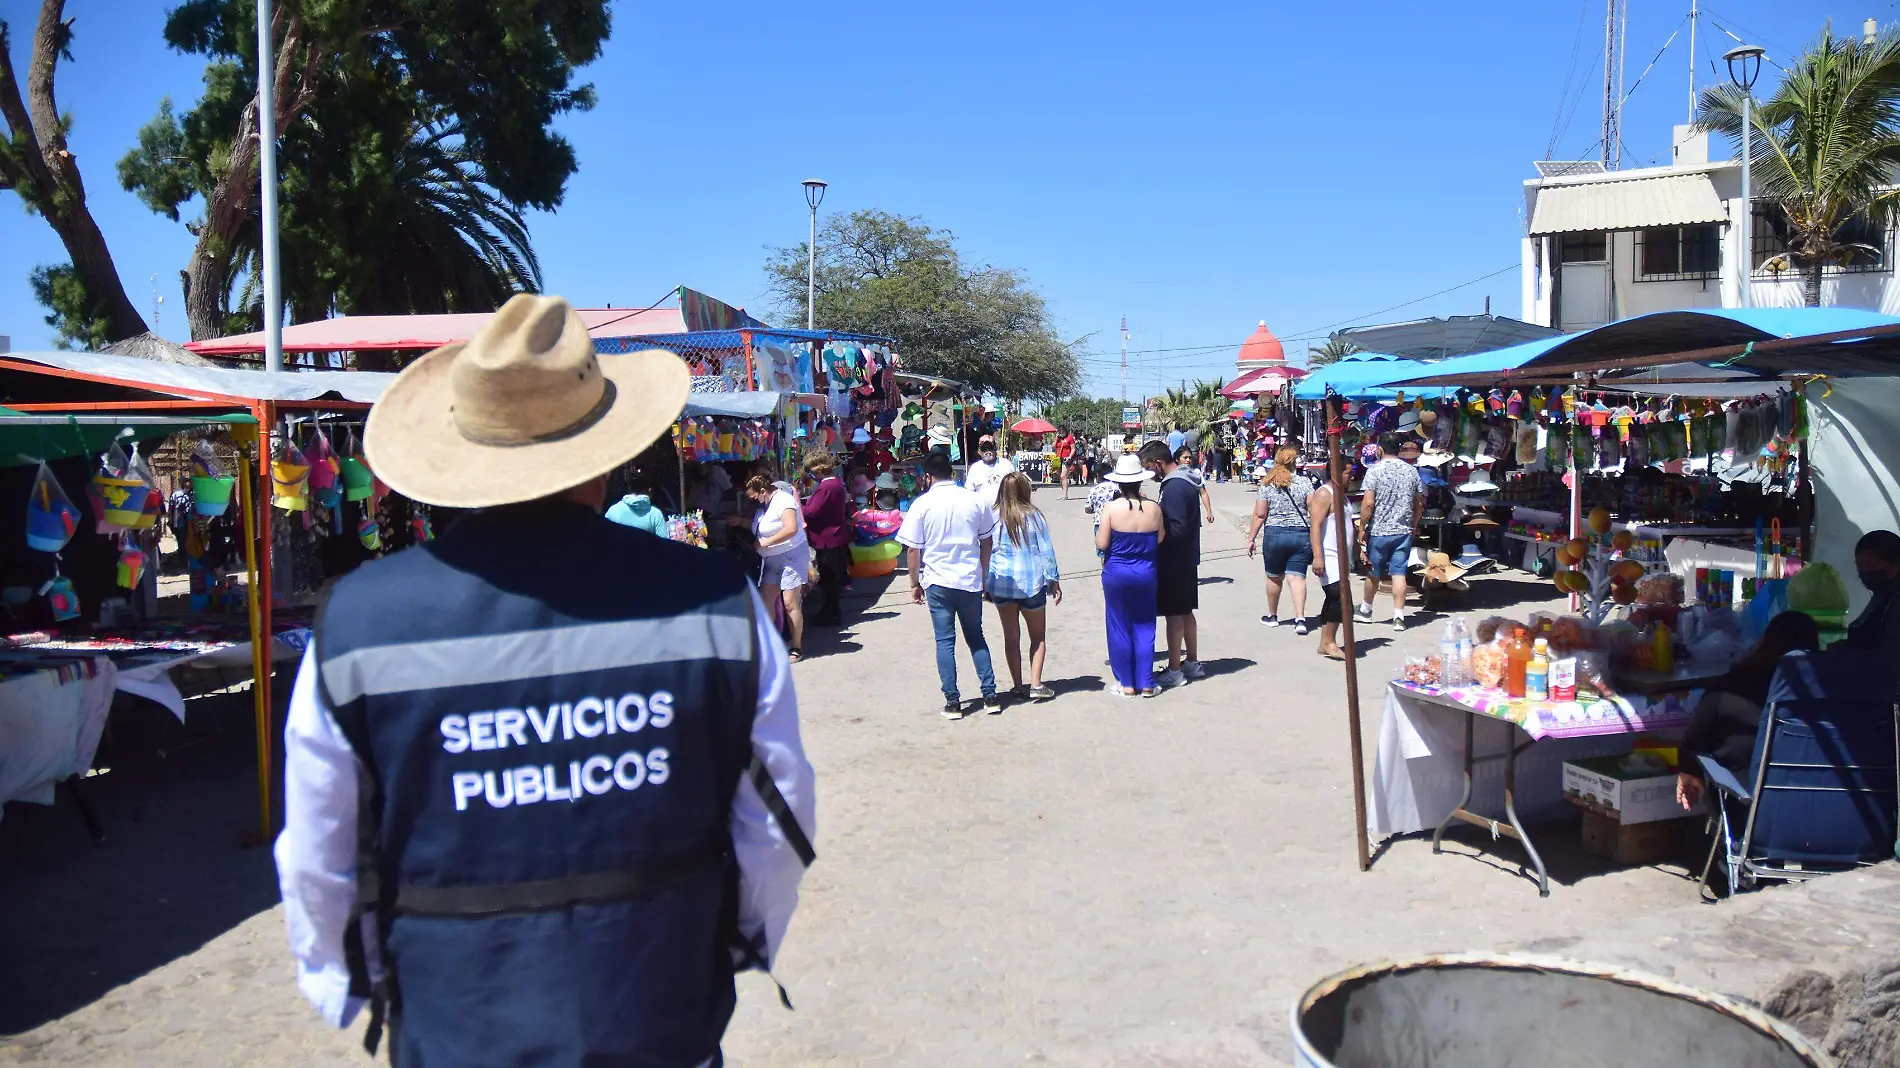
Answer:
[{"left": 987, "top": 472, "right": 1063, "bottom": 701}]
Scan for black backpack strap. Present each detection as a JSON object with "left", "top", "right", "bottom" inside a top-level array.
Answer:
[{"left": 748, "top": 755, "right": 815, "bottom": 868}]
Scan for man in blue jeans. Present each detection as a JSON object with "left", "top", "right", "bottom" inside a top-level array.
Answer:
[
  {"left": 898, "top": 453, "right": 1001, "bottom": 719},
  {"left": 1357, "top": 431, "right": 1424, "bottom": 630}
]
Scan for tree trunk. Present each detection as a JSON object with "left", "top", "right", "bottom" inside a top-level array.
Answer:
[
  {"left": 0, "top": 0, "right": 147, "bottom": 343},
  {"left": 1804, "top": 263, "right": 1824, "bottom": 307},
  {"left": 180, "top": 9, "right": 317, "bottom": 341}
]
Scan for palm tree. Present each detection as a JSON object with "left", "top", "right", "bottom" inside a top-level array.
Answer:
[
  {"left": 1695, "top": 27, "right": 1900, "bottom": 306},
  {"left": 1151, "top": 379, "right": 1230, "bottom": 442},
  {"left": 343, "top": 117, "right": 543, "bottom": 319},
  {"left": 1307, "top": 336, "right": 1361, "bottom": 367}
]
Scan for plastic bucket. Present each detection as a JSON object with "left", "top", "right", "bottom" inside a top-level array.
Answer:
[
  {"left": 191, "top": 475, "right": 235, "bottom": 516},
  {"left": 1291, "top": 954, "right": 1833, "bottom": 1068},
  {"left": 90, "top": 475, "right": 148, "bottom": 528}
]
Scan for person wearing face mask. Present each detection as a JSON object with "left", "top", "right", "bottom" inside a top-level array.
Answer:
[{"left": 1846, "top": 529, "right": 1900, "bottom": 657}]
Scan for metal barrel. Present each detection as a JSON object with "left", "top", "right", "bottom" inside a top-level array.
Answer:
[{"left": 1290, "top": 954, "right": 1833, "bottom": 1068}]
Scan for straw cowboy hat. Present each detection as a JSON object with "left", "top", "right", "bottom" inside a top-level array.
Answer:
[
  {"left": 1104, "top": 454, "right": 1152, "bottom": 483},
  {"left": 365, "top": 294, "right": 688, "bottom": 508}
]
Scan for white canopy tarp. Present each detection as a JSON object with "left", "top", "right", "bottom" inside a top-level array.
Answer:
[
  {"left": 1, "top": 350, "right": 394, "bottom": 404},
  {"left": 1807, "top": 379, "right": 1900, "bottom": 616}
]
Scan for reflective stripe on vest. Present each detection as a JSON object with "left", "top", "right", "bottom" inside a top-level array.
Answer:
[{"left": 321, "top": 613, "right": 754, "bottom": 705}]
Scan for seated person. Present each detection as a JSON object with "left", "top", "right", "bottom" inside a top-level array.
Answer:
[
  {"left": 1845, "top": 529, "right": 1900, "bottom": 656},
  {"left": 1676, "top": 611, "right": 1822, "bottom": 808}
]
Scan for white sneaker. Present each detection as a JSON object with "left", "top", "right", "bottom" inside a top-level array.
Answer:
[
  {"left": 1391, "top": 613, "right": 1407, "bottom": 631},
  {"left": 1183, "top": 660, "right": 1207, "bottom": 680},
  {"left": 1156, "top": 668, "right": 1186, "bottom": 689},
  {"left": 1355, "top": 603, "right": 1375, "bottom": 622}
]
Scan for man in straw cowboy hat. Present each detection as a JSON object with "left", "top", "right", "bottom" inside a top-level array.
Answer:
[{"left": 274, "top": 295, "right": 816, "bottom": 1067}]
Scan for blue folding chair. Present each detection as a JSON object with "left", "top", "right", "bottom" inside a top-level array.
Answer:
[{"left": 1697, "top": 649, "right": 1899, "bottom": 901}]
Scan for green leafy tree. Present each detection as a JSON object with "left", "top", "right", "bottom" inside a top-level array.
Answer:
[
  {"left": 117, "top": 0, "right": 607, "bottom": 339},
  {"left": 765, "top": 210, "right": 1080, "bottom": 402},
  {"left": 1695, "top": 26, "right": 1900, "bottom": 306},
  {"left": 1040, "top": 396, "right": 1124, "bottom": 441},
  {"left": 27, "top": 264, "right": 112, "bottom": 350},
  {"left": 1306, "top": 335, "right": 1361, "bottom": 367},
  {"left": 0, "top": 1, "right": 150, "bottom": 344}
]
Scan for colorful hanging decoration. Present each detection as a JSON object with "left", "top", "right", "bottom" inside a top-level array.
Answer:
[{"left": 26, "top": 463, "right": 81, "bottom": 553}]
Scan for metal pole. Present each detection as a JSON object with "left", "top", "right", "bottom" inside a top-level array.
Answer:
[
  {"left": 257, "top": 0, "right": 282, "bottom": 374},
  {"left": 1738, "top": 92, "right": 1752, "bottom": 308},
  {"left": 806, "top": 202, "right": 817, "bottom": 331},
  {"left": 1688, "top": 0, "right": 1698, "bottom": 123},
  {"left": 1327, "top": 394, "right": 1370, "bottom": 872},
  {"left": 1120, "top": 315, "right": 1128, "bottom": 404}
]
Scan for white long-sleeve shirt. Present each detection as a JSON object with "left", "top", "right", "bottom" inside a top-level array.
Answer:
[{"left": 273, "top": 588, "right": 815, "bottom": 1029}]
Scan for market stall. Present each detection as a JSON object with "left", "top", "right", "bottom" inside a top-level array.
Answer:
[
  {"left": 1342, "top": 307, "right": 1900, "bottom": 894},
  {"left": 0, "top": 350, "right": 394, "bottom": 839}
]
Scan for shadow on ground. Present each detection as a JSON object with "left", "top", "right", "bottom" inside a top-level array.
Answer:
[
  {"left": 0, "top": 687, "right": 288, "bottom": 1035},
  {"left": 1388, "top": 816, "right": 1711, "bottom": 894}
]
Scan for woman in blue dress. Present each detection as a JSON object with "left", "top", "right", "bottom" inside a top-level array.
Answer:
[{"left": 1095, "top": 454, "right": 1165, "bottom": 698}]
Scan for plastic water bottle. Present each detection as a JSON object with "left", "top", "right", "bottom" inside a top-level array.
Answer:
[
  {"left": 1438, "top": 620, "right": 1460, "bottom": 687},
  {"left": 1440, "top": 618, "right": 1472, "bottom": 687}
]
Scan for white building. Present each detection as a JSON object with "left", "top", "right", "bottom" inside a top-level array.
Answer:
[{"left": 1520, "top": 127, "right": 1897, "bottom": 330}]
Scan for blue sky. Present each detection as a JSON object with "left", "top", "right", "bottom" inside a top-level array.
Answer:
[{"left": 0, "top": 1, "right": 1867, "bottom": 396}]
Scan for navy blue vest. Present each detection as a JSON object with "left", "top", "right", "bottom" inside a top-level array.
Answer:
[{"left": 318, "top": 503, "right": 757, "bottom": 1068}]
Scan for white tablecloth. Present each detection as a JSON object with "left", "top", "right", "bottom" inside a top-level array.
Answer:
[
  {"left": 114, "top": 629, "right": 311, "bottom": 723},
  {"left": 1369, "top": 684, "right": 1634, "bottom": 837},
  {"left": 0, "top": 657, "right": 116, "bottom": 818}
]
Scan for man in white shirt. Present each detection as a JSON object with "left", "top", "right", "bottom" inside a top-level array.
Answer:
[
  {"left": 898, "top": 452, "right": 1001, "bottom": 719},
  {"left": 962, "top": 433, "right": 1015, "bottom": 504}
]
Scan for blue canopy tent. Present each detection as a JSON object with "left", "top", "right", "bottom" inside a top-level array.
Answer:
[
  {"left": 1396, "top": 308, "right": 1900, "bottom": 388},
  {"left": 1292, "top": 353, "right": 1445, "bottom": 402}
]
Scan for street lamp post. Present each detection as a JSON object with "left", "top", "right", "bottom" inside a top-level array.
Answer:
[
  {"left": 1725, "top": 44, "right": 1765, "bottom": 309},
  {"left": 801, "top": 179, "right": 828, "bottom": 330}
]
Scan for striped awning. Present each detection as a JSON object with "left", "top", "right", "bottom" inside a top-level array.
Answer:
[{"left": 1528, "top": 174, "right": 1727, "bottom": 236}]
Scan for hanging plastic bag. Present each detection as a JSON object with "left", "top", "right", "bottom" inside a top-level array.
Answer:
[
  {"left": 43, "top": 572, "right": 80, "bottom": 621},
  {"left": 189, "top": 440, "right": 236, "bottom": 517},
  {"left": 26, "top": 463, "right": 81, "bottom": 553},
  {"left": 272, "top": 437, "right": 310, "bottom": 512},
  {"left": 89, "top": 443, "right": 149, "bottom": 531},
  {"left": 306, "top": 424, "right": 339, "bottom": 491},
  {"left": 116, "top": 546, "right": 147, "bottom": 589}
]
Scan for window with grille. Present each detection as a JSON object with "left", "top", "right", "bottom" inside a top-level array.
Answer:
[
  {"left": 1751, "top": 202, "right": 1892, "bottom": 276},
  {"left": 1635, "top": 224, "right": 1721, "bottom": 281}
]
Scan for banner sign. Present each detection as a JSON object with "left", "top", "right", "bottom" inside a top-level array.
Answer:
[
  {"left": 677, "top": 286, "right": 765, "bottom": 333},
  {"left": 1121, "top": 406, "right": 1142, "bottom": 429}
]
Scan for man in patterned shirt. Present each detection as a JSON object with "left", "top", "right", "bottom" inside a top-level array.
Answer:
[{"left": 1356, "top": 431, "right": 1423, "bottom": 629}]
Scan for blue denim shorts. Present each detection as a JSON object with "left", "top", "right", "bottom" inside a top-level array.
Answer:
[
  {"left": 1259, "top": 527, "right": 1313, "bottom": 577},
  {"left": 991, "top": 586, "right": 1049, "bottom": 611},
  {"left": 1365, "top": 533, "right": 1413, "bottom": 578}
]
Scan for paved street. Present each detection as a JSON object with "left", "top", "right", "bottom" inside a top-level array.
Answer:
[{"left": 0, "top": 481, "right": 1781, "bottom": 1066}]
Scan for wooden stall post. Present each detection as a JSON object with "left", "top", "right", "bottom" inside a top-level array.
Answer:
[
  {"left": 236, "top": 420, "right": 271, "bottom": 843},
  {"left": 1327, "top": 393, "right": 1371, "bottom": 872}
]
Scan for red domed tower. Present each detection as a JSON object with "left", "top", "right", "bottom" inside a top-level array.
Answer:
[
  {"left": 1236, "top": 320, "right": 1286, "bottom": 368},
  {"left": 1223, "top": 320, "right": 1306, "bottom": 398}
]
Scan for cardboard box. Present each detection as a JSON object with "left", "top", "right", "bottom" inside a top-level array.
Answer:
[
  {"left": 1581, "top": 811, "right": 1699, "bottom": 866},
  {"left": 1562, "top": 754, "right": 1703, "bottom": 825}
]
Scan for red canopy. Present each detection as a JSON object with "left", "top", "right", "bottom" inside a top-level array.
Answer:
[
  {"left": 184, "top": 307, "right": 687, "bottom": 356},
  {"left": 1222, "top": 365, "right": 1307, "bottom": 398},
  {"left": 1011, "top": 417, "right": 1058, "bottom": 435}
]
